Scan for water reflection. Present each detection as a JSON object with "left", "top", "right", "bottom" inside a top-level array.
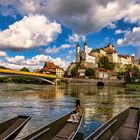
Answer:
[{"left": 0, "top": 83, "right": 140, "bottom": 139}]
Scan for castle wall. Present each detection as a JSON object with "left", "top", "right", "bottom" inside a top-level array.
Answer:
[{"left": 85, "top": 53, "right": 95, "bottom": 64}]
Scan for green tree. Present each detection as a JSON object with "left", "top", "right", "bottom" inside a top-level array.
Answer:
[
  {"left": 38, "top": 69, "right": 45, "bottom": 73},
  {"left": 19, "top": 67, "right": 30, "bottom": 72},
  {"left": 117, "top": 71, "right": 125, "bottom": 79},
  {"left": 98, "top": 56, "right": 115, "bottom": 70},
  {"left": 71, "top": 66, "right": 78, "bottom": 77},
  {"left": 85, "top": 68, "right": 95, "bottom": 78},
  {"left": 125, "top": 65, "right": 133, "bottom": 71},
  {"left": 133, "top": 66, "right": 139, "bottom": 79},
  {"left": 133, "top": 65, "right": 139, "bottom": 72}
]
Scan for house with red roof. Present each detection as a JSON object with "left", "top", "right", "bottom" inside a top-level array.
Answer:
[
  {"left": 95, "top": 68, "right": 117, "bottom": 79},
  {"left": 42, "top": 62, "right": 64, "bottom": 78}
]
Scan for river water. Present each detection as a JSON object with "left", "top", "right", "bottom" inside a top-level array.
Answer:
[{"left": 0, "top": 83, "right": 140, "bottom": 139}]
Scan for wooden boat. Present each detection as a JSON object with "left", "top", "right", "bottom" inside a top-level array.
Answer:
[
  {"left": 85, "top": 107, "right": 140, "bottom": 140},
  {"left": 22, "top": 111, "right": 83, "bottom": 140},
  {"left": 0, "top": 115, "right": 31, "bottom": 140}
]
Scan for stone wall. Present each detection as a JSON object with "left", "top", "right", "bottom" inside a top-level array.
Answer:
[{"left": 67, "top": 78, "right": 125, "bottom": 86}]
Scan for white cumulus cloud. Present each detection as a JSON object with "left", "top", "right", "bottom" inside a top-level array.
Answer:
[
  {"left": 0, "top": 14, "right": 61, "bottom": 51},
  {"left": 117, "top": 27, "right": 140, "bottom": 56},
  {"left": 45, "top": 44, "right": 73, "bottom": 54},
  {"left": 1, "top": 54, "right": 70, "bottom": 71},
  {"left": 1, "top": 0, "right": 140, "bottom": 34},
  {"left": 5, "top": 55, "right": 25, "bottom": 65},
  {"left": 68, "top": 34, "right": 86, "bottom": 43},
  {"left": 0, "top": 51, "right": 7, "bottom": 57}
]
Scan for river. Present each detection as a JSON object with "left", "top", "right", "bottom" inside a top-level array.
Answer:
[{"left": 0, "top": 83, "right": 140, "bottom": 139}]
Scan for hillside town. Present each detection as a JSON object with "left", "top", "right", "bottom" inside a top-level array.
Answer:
[
  {"left": 37, "top": 42, "right": 139, "bottom": 81},
  {"left": 64, "top": 42, "right": 139, "bottom": 80},
  {"left": 1, "top": 42, "right": 139, "bottom": 81}
]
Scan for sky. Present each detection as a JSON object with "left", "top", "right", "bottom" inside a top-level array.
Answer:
[{"left": 0, "top": 0, "right": 140, "bottom": 71}]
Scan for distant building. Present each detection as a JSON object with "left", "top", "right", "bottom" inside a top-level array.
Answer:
[
  {"left": 66, "top": 41, "right": 139, "bottom": 78},
  {"left": 95, "top": 68, "right": 109, "bottom": 79},
  {"left": 76, "top": 41, "right": 96, "bottom": 65},
  {"left": 103, "top": 43, "right": 118, "bottom": 63},
  {"left": 95, "top": 68, "right": 117, "bottom": 79},
  {"left": 78, "top": 66, "right": 86, "bottom": 77},
  {"left": 42, "top": 62, "right": 64, "bottom": 78}
]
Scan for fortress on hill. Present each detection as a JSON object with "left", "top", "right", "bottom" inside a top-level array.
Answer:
[{"left": 66, "top": 41, "right": 139, "bottom": 77}]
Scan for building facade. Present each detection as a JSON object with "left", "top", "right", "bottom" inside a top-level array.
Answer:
[
  {"left": 77, "top": 42, "right": 137, "bottom": 67},
  {"left": 76, "top": 42, "right": 95, "bottom": 64},
  {"left": 42, "top": 62, "right": 64, "bottom": 78}
]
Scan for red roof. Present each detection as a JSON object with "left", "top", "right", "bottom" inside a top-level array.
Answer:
[
  {"left": 78, "top": 65, "right": 86, "bottom": 69},
  {"left": 44, "top": 62, "right": 56, "bottom": 69},
  {"left": 118, "top": 54, "right": 128, "bottom": 59},
  {"left": 103, "top": 48, "right": 117, "bottom": 54},
  {"left": 107, "top": 70, "right": 117, "bottom": 76},
  {"left": 43, "top": 62, "right": 64, "bottom": 71},
  {"left": 103, "top": 44, "right": 117, "bottom": 54},
  {"left": 95, "top": 68, "right": 107, "bottom": 72}
]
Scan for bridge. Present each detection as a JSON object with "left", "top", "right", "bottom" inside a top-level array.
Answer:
[{"left": 0, "top": 69, "right": 57, "bottom": 85}]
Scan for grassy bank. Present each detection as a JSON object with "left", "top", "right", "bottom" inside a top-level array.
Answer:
[{"left": 125, "top": 83, "right": 140, "bottom": 91}]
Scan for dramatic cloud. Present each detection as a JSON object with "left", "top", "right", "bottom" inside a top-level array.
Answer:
[
  {"left": 0, "top": 51, "right": 7, "bottom": 57},
  {"left": 0, "top": 14, "right": 61, "bottom": 51},
  {"left": 45, "top": 44, "right": 73, "bottom": 54},
  {"left": 124, "top": 4, "right": 140, "bottom": 24},
  {"left": 67, "top": 34, "right": 86, "bottom": 43},
  {"left": 1, "top": 0, "right": 140, "bottom": 34},
  {"left": 117, "top": 27, "right": 140, "bottom": 56},
  {"left": 1, "top": 54, "right": 70, "bottom": 71},
  {"left": 5, "top": 56, "right": 25, "bottom": 65}
]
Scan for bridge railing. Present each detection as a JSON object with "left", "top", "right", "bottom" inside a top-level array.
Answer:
[{"left": 0, "top": 69, "right": 56, "bottom": 79}]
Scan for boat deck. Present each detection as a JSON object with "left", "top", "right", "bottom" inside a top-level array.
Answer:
[
  {"left": 0, "top": 118, "right": 26, "bottom": 140},
  {"left": 51, "top": 122, "right": 79, "bottom": 140},
  {"left": 110, "top": 108, "right": 139, "bottom": 140}
]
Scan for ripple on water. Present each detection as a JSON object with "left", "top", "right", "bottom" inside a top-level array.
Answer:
[{"left": 0, "top": 84, "right": 140, "bottom": 139}]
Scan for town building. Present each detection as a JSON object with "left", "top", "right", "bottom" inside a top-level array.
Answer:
[
  {"left": 76, "top": 42, "right": 97, "bottom": 69},
  {"left": 66, "top": 41, "right": 139, "bottom": 78},
  {"left": 42, "top": 62, "right": 64, "bottom": 78}
]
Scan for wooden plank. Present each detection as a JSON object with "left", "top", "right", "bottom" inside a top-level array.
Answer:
[
  {"left": 111, "top": 108, "right": 139, "bottom": 140},
  {"left": 0, "top": 118, "right": 25, "bottom": 140},
  {"left": 93, "top": 119, "right": 117, "bottom": 140},
  {"left": 52, "top": 122, "right": 78, "bottom": 140},
  {"left": 29, "top": 128, "right": 50, "bottom": 140}
]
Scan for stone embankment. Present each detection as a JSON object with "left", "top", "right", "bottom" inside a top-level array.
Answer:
[{"left": 67, "top": 78, "right": 125, "bottom": 86}]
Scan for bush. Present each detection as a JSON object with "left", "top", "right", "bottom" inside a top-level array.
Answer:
[{"left": 85, "top": 68, "right": 95, "bottom": 78}]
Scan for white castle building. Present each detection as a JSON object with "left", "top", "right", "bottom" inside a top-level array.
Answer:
[
  {"left": 76, "top": 42, "right": 95, "bottom": 64},
  {"left": 66, "top": 41, "right": 138, "bottom": 77},
  {"left": 76, "top": 42, "right": 137, "bottom": 66}
]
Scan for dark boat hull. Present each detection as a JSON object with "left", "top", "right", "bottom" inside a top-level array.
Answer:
[
  {"left": 22, "top": 111, "right": 83, "bottom": 140},
  {"left": 0, "top": 115, "right": 31, "bottom": 140},
  {"left": 85, "top": 107, "right": 140, "bottom": 140}
]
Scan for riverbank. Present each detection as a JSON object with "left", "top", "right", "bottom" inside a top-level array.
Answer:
[
  {"left": 125, "top": 83, "right": 140, "bottom": 91},
  {"left": 67, "top": 78, "right": 125, "bottom": 86}
]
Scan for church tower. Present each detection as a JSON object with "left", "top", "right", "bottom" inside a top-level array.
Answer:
[
  {"left": 76, "top": 43, "right": 80, "bottom": 62},
  {"left": 84, "top": 41, "right": 88, "bottom": 53}
]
